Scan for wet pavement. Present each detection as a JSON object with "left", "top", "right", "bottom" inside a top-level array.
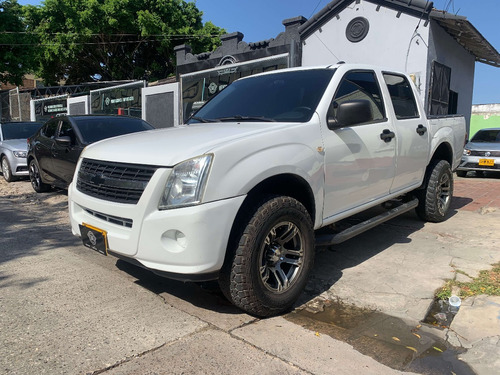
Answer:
[{"left": 287, "top": 300, "right": 474, "bottom": 375}]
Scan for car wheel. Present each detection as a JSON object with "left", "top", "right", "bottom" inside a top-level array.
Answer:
[
  {"left": 416, "top": 160, "right": 453, "bottom": 223},
  {"left": 1, "top": 156, "right": 16, "bottom": 182},
  {"left": 456, "top": 170, "right": 467, "bottom": 178},
  {"left": 29, "top": 159, "right": 50, "bottom": 193},
  {"left": 219, "top": 196, "right": 315, "bottom": 317}
]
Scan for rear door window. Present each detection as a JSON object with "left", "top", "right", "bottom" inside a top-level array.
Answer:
[{"left": 383, "top": 73, "right": 420, "bottom": 119}]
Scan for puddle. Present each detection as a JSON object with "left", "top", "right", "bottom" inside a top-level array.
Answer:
[
  {"left": 286, "top": 299, "right": 475, "bottom": 374},
  {"left": 422, "top": 298, "right": 460, "bottom": 328}
]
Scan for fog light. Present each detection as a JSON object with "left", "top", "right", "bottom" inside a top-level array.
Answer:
[{"left": 161, "top": 230, "right": 188, "bottom": 253}]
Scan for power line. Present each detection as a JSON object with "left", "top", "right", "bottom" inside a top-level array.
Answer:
[
  {"left": 309, "top": 0, "right": 324, "bottom": 18},
  {"left": 0, "top": 31, "right": 223, "bottom": 37},
  {"left": 0, "top": 34, "right": 219, "bottom": 47}
]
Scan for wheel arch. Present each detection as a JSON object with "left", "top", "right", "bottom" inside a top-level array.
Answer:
[
  {"left": 430, "top": 141, "right": 453, "bottom": 166},
  {"left": 221, "top": 173, "right": 316, "bottom": 276},
  {"left": 244, "top": 173, "right": 316, "bottom": 221}
]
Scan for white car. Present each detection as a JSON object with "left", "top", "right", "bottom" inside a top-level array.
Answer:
[
  {"left": 457, "top": 128, "right": 500, "bottom": 177},
  {"left": 0, "top": 121, "right": 43, "bottom": 182}
]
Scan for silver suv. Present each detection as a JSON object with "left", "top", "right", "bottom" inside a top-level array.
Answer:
[
  {"left": 0, "top": 121, "right": 43, "bottom": 182},
  {"left": 457, "top": 127, "right": 500, "bottom": 177}
]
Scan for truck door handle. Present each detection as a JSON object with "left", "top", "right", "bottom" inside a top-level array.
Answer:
[
  {"left": 380, "top": 129, "right": 395, "bottom": 142},
  {"left": 416, "top": 124, "right": 427, "bottom": 136}
]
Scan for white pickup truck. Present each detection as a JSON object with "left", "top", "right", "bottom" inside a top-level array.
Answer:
[{"left": 68, "top": 64, "right": 466, "bottom": 317}]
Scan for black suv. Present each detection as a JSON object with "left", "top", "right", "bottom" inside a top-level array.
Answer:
[{"left": 27, "top": 115, "right": 154, "bottom": 192}]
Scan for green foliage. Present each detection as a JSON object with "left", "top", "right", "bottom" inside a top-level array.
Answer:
[
  {"left": 0, "top": 0, "right": 37, "bottom": 86},
  {"left": 459, "top": 263, "right": 500, "bottom": 297},
  {"left": 435, "top": 281, "right": 452, "bottom": 300},
  {"left": 435, "top": 263, "right": 500, "bottom": 300},
  {"left": 21, "top": 0, "right": 225, "bottom": 85}
]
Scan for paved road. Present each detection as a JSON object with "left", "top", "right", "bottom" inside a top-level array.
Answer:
[{"left": 1, "top": 175, "right": 499, "bottom": 374}]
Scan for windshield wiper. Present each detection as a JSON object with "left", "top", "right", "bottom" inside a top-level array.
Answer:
[
  {"left": 189, "top": 116, "right": 217, "bottom": 123},
  {"left": 214, "top": 115, "right": 276, "bottom": 122}
]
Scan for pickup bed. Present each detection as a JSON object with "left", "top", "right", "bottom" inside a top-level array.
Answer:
[{"left": 68, "top": 63, "right": 466, "bottom": 317}]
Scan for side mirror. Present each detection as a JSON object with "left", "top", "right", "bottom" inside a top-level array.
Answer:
[
  {"left": 327, "top": 99, "right": 373, "bottom": 129},
  {"left": 54, "top": 136, "right": 72, "bottom": 146}
]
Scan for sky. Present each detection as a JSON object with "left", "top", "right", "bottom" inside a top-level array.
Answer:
[{"left": 17, "top": 0, "right": 500, "bottom": 105}]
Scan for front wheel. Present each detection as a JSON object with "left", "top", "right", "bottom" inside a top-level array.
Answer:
[
  {"left": 219, "top": 196, "right": 315, "bottom": 317},
  {"left": 29, "top": 159, "right": 50, "bottom": 193},
  {"left": 416, "top": 160, "right": 453, "bottom": 222},
  {"left": 1, "top": 156, "right": 15, "bottom": 182}
]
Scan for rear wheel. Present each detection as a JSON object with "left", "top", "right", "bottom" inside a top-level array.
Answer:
[
  {"left": 1, "top": 156, "right": 15, "bottom": 182},
  {"left": 29, "top": 159, "right": 50, "bottom": 193},
  {"left": 416, "top": 160, "right": 453, "bottom": 222},
  {"left": 219, "top": 196, "right": 315, "bottom": 317}
]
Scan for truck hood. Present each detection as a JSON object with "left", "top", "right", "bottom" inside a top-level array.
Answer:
[
  {"left": 82, "top": 122, "right": 292, "bottom": 166},
  {"left": 0, "top": 139, "right": 27, "bottom": 151}
]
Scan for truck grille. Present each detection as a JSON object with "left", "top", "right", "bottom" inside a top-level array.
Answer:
[
  {"left": 84, "top": 208, "right": 133, "bottom": 228},
  {"left": 77, "top": 158, "right": 157, "bottom": 204},
  {"left": 470, "top": 150, "right": 500, "bottom": 157}
]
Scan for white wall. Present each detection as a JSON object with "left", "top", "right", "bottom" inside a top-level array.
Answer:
[
  {"left": 67, "top": 96, "right": 90, "bottom": 115},
  {"left": 427, "top": 20, "right": 475, "bottom": 127},
  {"left": 302, "top": 0, "right": 431, "bottom": 102},
  {"left": 142, "top": 83, "right": 180, "bottom": 128}
]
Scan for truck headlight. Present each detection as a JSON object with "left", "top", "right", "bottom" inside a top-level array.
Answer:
[
  {"left": 159, "top": 154, "right": 213, "bottom": 209},
  {"left": 13, "top": 151, "right": 27, "bottom": 158}
]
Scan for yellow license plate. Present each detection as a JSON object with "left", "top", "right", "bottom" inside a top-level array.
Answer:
[
  {"left": 479, "top": 159, "right": 494, "bottom": 166},
  {"left": 79, "top": 223, "right": 108, "bottom": 255}
]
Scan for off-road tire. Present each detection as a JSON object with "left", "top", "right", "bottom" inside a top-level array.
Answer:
[
  {"left": 416, "top": 160, "right": 453, "bottom": 222},
  {"left": 29, "top": 159, "right": 50, "bottom": 193},
  {"left": 1, "top": 156, "right": 16, "bottom": 182},
  {"left": 219, "top": 196, "right": 315, "bottom": 317}
]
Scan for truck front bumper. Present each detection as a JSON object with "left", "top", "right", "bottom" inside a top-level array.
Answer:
[{"left": 68, "top": 178, "right": 246, "bottom": 280}]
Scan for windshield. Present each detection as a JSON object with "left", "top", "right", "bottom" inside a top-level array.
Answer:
[
  {"left": 470, "top": 129, "right": 500, "bottom": 143},
  {"left": 74, "top": 117, "right": 154, "bottom": 144},
  {"left": 188, "top": 69, "right": 336, "bottom": 124},
  {"left": 1, "top": 122, "right": 43, "bottom": 140}
]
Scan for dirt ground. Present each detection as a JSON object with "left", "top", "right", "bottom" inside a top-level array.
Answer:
[{"left": 0, "top": 177, "right": 69, "bottom": 228}]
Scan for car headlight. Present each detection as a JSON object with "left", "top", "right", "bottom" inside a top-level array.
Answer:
[
  {"left": 13, "top": 151, "right": 27, "bottom": 158},
  {"left": 463, "top": 149, "right": 471, "bottom": 156},
  {"left": 159, "top": 154, "right": 213, "bottom": 210}
]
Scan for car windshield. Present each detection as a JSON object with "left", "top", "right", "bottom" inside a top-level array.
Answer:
[
  {"left": 188, "top": 69, "right": 336, "bottom": 124},
  {"left": 470, "top": 129, "right": 500, "bottom": 143},
  {"left": 74, "top": 117, "right": 154, "bottom": 144},
  {"left": 2, "top": 122, "right": 43, "bottom": 140}
]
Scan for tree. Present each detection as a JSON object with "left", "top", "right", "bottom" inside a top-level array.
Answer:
[
  {"left": 23, "top": 0, "right": 225, "bottom": 85},
  {"left": 0, "top": 0, "right": 36, "bottom": 86}
]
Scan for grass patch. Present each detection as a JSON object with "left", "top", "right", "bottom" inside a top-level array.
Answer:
[{"left": 435, "top": 263, "right": 500, "bottom": 300}]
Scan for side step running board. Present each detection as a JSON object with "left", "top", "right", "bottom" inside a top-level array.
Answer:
[{"left": 315, "top": 198, "right": 419, "bottom": 247}]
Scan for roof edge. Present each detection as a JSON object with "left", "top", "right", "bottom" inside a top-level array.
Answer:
[{"left": 299, "top": 0, "right": 434, "bottom": 39}]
